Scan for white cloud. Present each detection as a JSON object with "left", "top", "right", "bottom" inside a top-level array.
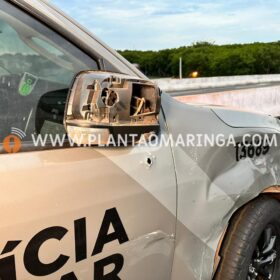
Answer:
[{"left": 52, "top": 0, "right": 280, "bottom": 50}]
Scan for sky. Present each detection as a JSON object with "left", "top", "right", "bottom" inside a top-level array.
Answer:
[{"left": 51, "top": 0, "right": 280, "bottom": 51}]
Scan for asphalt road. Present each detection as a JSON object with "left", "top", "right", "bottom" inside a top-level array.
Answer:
[{"left": 167, "top": 81, "right": 280, "bottom": 96}]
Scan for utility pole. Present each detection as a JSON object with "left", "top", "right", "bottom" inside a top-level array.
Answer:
[{"left": 179, "top": 57, "right": 182, "bottom": 79}]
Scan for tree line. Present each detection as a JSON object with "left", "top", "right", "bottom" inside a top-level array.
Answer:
[{"left": 119, "top": 41, "right": 280, "bottom": 78}]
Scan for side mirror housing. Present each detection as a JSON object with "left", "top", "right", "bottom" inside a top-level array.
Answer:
[{"left": 64, "top": 71, "right": 161, "bottom": 145}]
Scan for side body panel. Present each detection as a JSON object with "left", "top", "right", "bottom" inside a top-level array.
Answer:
[
  {"left": 162, "top": 93, "right": 280, "bottom": 280},
  {"left": 0, "top": 116, "right": 177, "bottom": 280}
]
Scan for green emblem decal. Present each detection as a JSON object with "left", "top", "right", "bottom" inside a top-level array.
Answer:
[{"left": 19, "top": 73, "right": 38, "bottom": 96}]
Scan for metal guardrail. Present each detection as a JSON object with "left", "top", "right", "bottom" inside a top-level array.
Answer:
[
  {"left": 153, "top": 75, "right": 280, "bottom": 92},
  {"left": 172, "top": 80, "right": 280, "bottom": 117}
]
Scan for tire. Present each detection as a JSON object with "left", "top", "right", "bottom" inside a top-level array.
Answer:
[{"left": 214, "top": 196, "right": 280, "bottom": 280}]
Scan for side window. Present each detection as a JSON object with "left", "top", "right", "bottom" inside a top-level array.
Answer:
[{"left": 0, "top": 2, "right": 98, "bottom": 147}]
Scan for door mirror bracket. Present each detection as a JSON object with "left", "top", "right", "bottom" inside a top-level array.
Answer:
[{"left": 64, "top": 71, "right": 161, "bottom": 146}]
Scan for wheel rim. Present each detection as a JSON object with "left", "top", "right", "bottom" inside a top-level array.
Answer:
[{"left": 247, "top": 225, "right": 278, "bottom": 280}]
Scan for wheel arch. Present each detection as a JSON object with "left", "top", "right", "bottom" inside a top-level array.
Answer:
[{"left": 213, "top": 185, "right": 280, "bottom": 277}]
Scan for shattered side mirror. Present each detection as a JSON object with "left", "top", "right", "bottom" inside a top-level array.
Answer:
[{"left": 64, "top": 71, "right": 161, "bottom": 146}]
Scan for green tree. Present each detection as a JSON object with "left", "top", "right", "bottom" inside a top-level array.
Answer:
[{"left": 118, "top": 41, "right": 280, "bottom": 78}]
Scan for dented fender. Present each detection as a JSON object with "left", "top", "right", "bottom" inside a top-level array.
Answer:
[{"left": 162, "top": 93, "right": 280, "bottom": 280}]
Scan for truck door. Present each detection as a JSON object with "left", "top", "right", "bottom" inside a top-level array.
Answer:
[{"left": 0, "top": 2, "right": 177, "bottom": 279}]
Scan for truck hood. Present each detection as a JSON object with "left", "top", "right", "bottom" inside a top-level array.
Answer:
[{"left": 209, "top": 105, "right": 280, "bottom": 130}]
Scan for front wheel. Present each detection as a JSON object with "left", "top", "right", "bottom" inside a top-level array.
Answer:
[{"left": 215, "top": 196, "right": 280, "bottom": 280}]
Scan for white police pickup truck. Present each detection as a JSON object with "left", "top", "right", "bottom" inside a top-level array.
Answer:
[{"left": 0, "top": 1, "right": 280, "bottom": 280}]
